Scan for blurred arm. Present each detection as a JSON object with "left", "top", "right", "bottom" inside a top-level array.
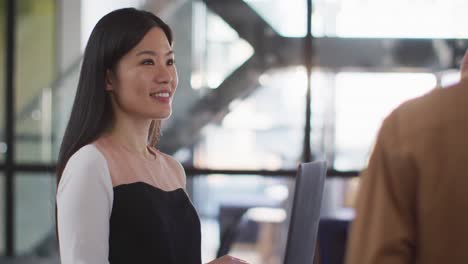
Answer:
[{"left": 345, "top": 111, "right": 417, "bottom": 264}]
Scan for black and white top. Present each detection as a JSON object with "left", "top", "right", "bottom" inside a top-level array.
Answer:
[{"left": 56, "top": 136, "right": 201, "bottom": 264}]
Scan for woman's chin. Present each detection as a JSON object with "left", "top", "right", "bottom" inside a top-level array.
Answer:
[{"left": 150, "top": 111, "right": 172, "bottom": 120}]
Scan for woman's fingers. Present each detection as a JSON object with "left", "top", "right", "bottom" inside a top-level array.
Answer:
[
  {"left": 225, "top": 255, "right": 248, "bottom": 263},
  {"left": 208, "top": 255, "right": 249, "bottom": 264}
]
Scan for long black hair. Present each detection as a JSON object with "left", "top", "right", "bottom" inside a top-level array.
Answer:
[{"left": 57, "top": 8, "right": 173, "bottom": 182}]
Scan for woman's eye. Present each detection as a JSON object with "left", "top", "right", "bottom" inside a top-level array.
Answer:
[
  {"left": 142, "top": 59, "right": 154, "bottom": 65},
  {"left": 167, "top": 59, "right": 175, "bottom": 66}
]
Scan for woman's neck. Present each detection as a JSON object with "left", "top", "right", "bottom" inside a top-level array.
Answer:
[{"left": 105, "top": 114, "right": 152, "bottom": 157}]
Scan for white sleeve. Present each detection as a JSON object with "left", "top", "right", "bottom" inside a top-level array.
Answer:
[{"left": 57, "top": 144, "right": 113, "bottom": 264}]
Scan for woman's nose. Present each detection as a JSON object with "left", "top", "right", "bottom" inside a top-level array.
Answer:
[{"left": 154, "top": 64, "right": 173, "bottom": 84}]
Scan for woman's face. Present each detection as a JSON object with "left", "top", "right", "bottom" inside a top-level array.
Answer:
[{"left": 106, "top": 27, "right": 178, "bottom": 121}]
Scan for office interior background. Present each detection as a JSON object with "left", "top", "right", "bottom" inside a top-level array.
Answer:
[{"left": 0, "top": 0, "right": 467, "bottom": 263}]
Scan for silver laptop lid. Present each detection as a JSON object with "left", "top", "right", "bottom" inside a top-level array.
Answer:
[{"left": 283, "top": 161, "right": 327, "bottom": 264}]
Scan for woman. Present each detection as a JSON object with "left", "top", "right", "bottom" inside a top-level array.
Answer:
[{"left": 56, "top": 8, "right": 248, "bottom": 264}]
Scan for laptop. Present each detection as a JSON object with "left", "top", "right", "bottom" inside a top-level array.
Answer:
[{"left": 283, "top": 161, "right": 327, "bottom": 264}]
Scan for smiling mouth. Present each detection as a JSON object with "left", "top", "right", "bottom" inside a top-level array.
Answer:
[
  {"left": 149, "top": 92, "right": 171, "bottom": 98},
  {"left": 149, "top": 91, "right": 172, "bottom": 104}
]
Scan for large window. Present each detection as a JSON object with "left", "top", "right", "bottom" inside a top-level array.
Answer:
[{"left": 0, "top": 0, "right": 466, "bottom": 260}]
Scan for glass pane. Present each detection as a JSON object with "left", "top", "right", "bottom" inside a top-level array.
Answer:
[
  {"left": 0, "top": 174, "right": 4, "bottom": 256},
  {"left": 194, "top": 67, "right": 305, "bottom": 170},
  {"left": 15, "top": 0, "right": 56, "bottom": 163},
  {"left": 310, "top": 71, "right": 336, "bottom": 162},
  {"left": 321, "top": 177, "right": 356, "bottom": 219},
  {"left": 193, "top": 174, "right": 293, "bottom": 263},
  {"left": 243, "top": 0, "right": 307, "bottom": 37},
  {"left": 52, "top": 62, "right": 81, "bottom": 163},
  {"left": 312, "top": 0, "right": 468, "bottom": 38},
  {"left": 192, "top": 5, "right": 254, "bottom": 90},
  {"left": 0, "top": 0, "right": 5, "bottom": 162},
  {"left": 15, "top": 173, "right": 57, "bottom": 256},
  {"left": 334, "top": 72, "right": 436, "bottom": 170}
]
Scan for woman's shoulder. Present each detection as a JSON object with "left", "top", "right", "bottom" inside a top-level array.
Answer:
[
  {"left": 154, "top": 149, "right": 187, "bottom": 186},
  {"left": 67, "top": 144, "right": 107, "bottom": 168},
  {"left": 157, "top": 150, "right": 184, "bottom": 169},
  {"left": 156, "top": 150, "right": 177, "bottom": 162},
  {"left": 59, "top": 144, "right": 112, "bottom": 193},
  {"left": 57, "top": 143, "right": 113, "bottom": 217}
]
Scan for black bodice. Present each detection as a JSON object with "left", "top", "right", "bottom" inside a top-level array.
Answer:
[{"left": 108, "top": 182, "right": 202, "bottom": 264}]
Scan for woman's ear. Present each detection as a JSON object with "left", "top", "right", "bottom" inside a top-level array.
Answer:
[{"left": 105, "top": 69, "right": 115, "bottom": 91}]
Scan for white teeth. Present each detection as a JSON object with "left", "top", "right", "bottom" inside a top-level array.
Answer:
[{"left": 151, "top": 92, "right": 170, "bottom": 98}]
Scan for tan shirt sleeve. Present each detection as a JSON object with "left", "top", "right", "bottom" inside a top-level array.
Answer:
[{"left": 345, "top": 110, "right": 417, "bottom": 264}]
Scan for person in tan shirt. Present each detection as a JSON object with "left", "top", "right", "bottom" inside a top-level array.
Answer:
[{"left": 345, "top": 50, "right": 468, "bottom": 264}]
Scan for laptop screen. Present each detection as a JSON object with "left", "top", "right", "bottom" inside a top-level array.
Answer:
[{"left": 283, "top": 161, "right": 327, "bottom": 264}]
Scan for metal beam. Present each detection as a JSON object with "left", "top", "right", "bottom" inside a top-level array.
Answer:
[
  {"left": 5, "top": 0, "right": 16, "bottom": 257},
  {"left": 303, "top": 0, "right": 313, "bottom": 163},
  {"left": 0, "top": 163, "right": 358, "bottom": 178},
  {"left": 184, "top": 166, "right": 359, "bottom": 178},
  {"left": 204, "top": 0, "right": 278, "bottom": 46}
]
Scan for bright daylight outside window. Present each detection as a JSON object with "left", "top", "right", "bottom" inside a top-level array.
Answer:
[
  {"left": 312, "top": 0, "right": 468, "bottom": 38},
  {"left": 334, "top": 72, "right": 436, "bottom": 171},
  {"left": 243, "top": 0, "right": 307, "bottom": 37}
]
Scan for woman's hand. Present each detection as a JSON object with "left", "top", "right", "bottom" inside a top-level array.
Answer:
[{"left": 207, "top": 255, "right": 249, "bottom": 264}]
